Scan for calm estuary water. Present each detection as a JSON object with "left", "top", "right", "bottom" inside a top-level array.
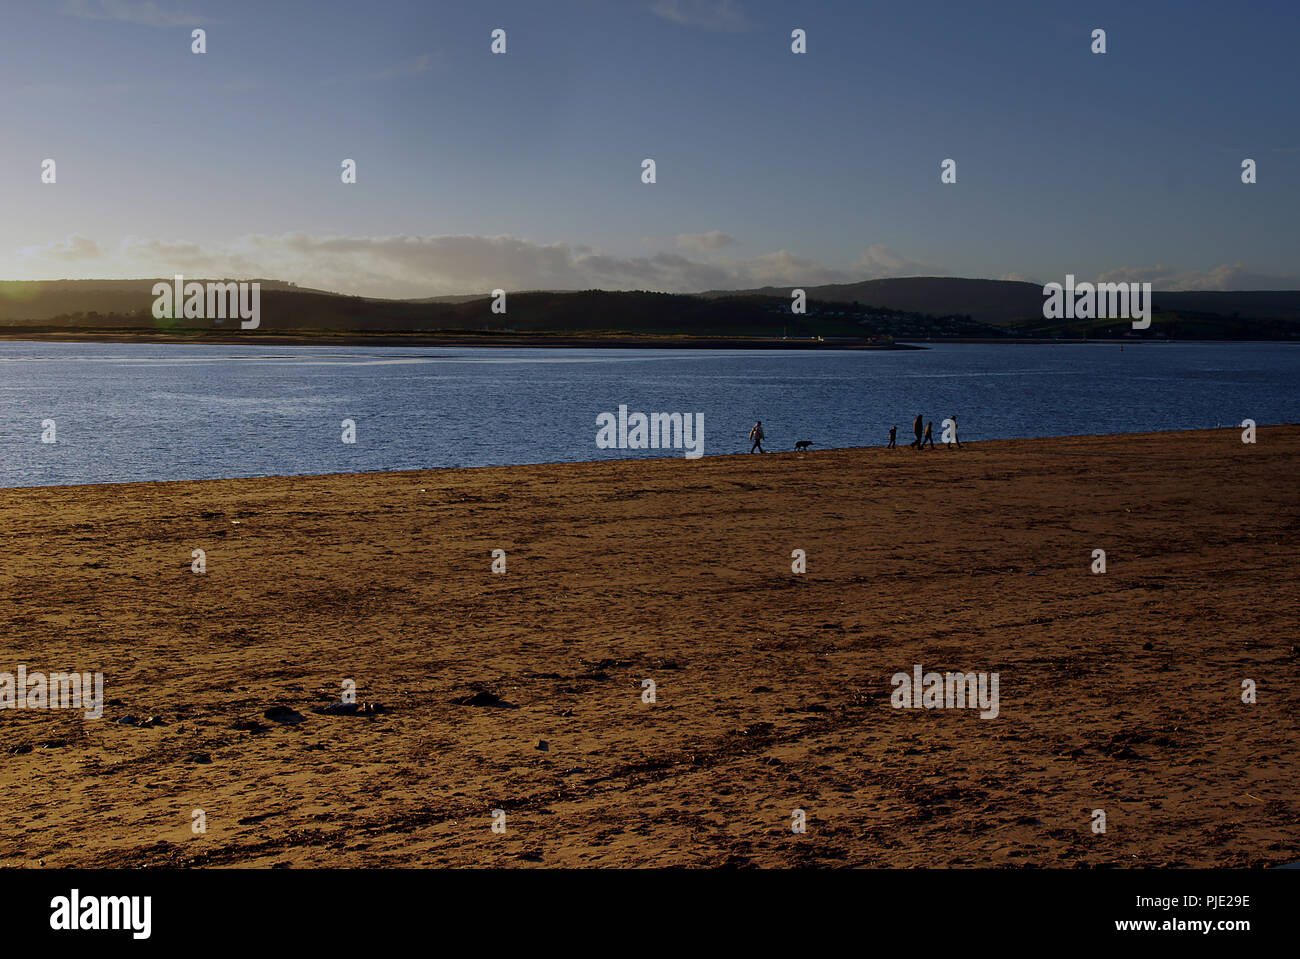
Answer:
[{"left": 1, "top": 340, "right": 1296, "bottom": 488}]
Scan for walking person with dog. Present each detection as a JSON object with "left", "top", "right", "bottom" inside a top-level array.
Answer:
[{"left": 749, "top": 420, "right": 765, "bottom": 453}]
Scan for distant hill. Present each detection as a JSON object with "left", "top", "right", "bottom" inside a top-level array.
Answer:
[
  {"left": 701, "top": 276, "right": 1300, "bottom": 326},
  {"left": 0, "top": 279, "right": 318, "bottom": 322},
  {"left": 702, "top": 277, "right": 1045, "bottom": 325},
  {"left": 0, "top": 282, "right": 993, "bottom": 339},
  {"left": 1145, "top": 290, "right": 1300, "bottom": 321},
  {"left": 2, "top": 277, "right": 1298, "bottom": 340}
]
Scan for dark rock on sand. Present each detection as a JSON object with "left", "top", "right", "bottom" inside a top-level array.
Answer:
[
  {"left": 453, "top": 691, "right": 518, "bottom": 708},
  {"left": 263, "top": 705, "right": 305, "bottom": 724}
]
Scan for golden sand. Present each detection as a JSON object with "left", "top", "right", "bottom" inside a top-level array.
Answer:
[{"left": 1, "top": 427, "right": 1296, "bottom": 867}]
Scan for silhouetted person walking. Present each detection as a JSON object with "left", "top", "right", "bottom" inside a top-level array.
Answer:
[
  {"left": 887, "top": 425, "right": 897, "bottom": 448},
  {"left": 911, "top": 413, "right": 923, "bottom": 450},
  {"left": 749, "top": 420, "right": 765, "bottom": 453},
  {"left": 923, "top": 420, "right": 935, "bottom": 449}
]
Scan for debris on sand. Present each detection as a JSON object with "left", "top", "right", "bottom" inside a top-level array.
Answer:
[
  {"left": 263, "top": 705, "right": 305, "bottom": 724},
  {"left": 237, "top": 812, "right": 280, "bottom": 825},
  {"left": 314, "top": 702, "right": 387, "bottom": 716},
  {"left": 452, "top": 690, "right": 518, "bottom": 708}
]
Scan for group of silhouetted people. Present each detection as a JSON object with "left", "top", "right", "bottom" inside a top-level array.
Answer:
[
  {"left": 886, "top": 414, "right": 960, "bottom": 450},
  {"left": 745, "top": 415, "right": 961, "bottom": 453}
]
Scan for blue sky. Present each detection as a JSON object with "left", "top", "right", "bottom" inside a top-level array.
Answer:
[{"left": 2, "top": 0, "right": 1297, "bottom": 296}]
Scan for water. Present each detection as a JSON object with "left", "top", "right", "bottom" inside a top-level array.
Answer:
[{"left": 1, "top": 340, "right": 1296, "bottom": 488}]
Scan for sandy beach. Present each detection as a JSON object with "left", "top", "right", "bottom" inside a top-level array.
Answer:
[{"left": 1, "top": 427, "right": 1297, "bottom": 868}]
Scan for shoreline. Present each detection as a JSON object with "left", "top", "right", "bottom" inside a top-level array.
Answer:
[
  {"left": 2, "top": 330, "right": 1295, "bottom": 349},
  {"left": 0, "top": 329, "right": 916, "bottom": 350},
  {"left": 2, "top": 425, "right": 1296, "bottom": 867},
  {"left": 0, "top": 426, "right": 1290, "bottom": 493}
]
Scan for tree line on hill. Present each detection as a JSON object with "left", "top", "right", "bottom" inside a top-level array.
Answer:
[{"left": 2, "top": 278, "right": 1297, "bottom": 339}]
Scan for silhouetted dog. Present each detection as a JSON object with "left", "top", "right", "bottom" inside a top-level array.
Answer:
[{"left": 794, "top": 440, "right": 813, "bottom": 452}]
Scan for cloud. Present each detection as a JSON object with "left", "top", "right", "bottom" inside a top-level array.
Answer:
[
  {"left": 1096, "top": 262, "right": 1300, "bottom": 291},
  {"left": 18, "top": 234, "right": 1292, "bottom": 299},
  {"left": 675, "top": 230, "right": 734, "bottom": 253},
  {"left": 102, "top": 236, "right": 261, "bottom": 275},
  {"left": 1093, "top": 264, "right": 1178, "bottom": 286},
  {"left": 721, "top": 249, "right": 852, "bottom": 287},
  {"left": 19, "top": 234, "right": 102, "bottom": 261},
  {"left": 651, "top": 0, "right": 751, "bottom": 32},
  {"left": 61, "top": 0, "right": 210, "bottom": 27},
  {"left": 7, "top": 231, "right": 943, "bottom": 298},
  {"left": 851, "top": 244, "right": 944, "bottom": 280},
  {"left": 250, "top": 233, "right": 750, "bottom": 296},
  {"left": 120, "top": 236, "right": 206, "bottom": 262}
]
